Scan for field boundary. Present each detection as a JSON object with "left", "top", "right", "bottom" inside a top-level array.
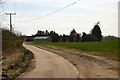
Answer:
[
  {"left": 24, "top": 43, "right": 119, "bottom": 78},
  {"left": 30, "top": 44, "right": 118, "bottom": 68}
]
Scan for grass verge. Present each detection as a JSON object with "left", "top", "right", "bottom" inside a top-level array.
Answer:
[{"left": 2, "top": 47, "right": 34, "bottom": 80}]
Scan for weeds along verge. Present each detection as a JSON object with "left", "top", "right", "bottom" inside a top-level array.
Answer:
[
  {"left": 2, "top": 48, "right": 34, "bottom": 80},
  {"left": 2, "top": 28, "right": 34, "bottom": 80}
]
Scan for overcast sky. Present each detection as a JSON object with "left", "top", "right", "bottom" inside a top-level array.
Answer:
[{"left": 1, "top": 0, "right": 119, "bottom": 36}]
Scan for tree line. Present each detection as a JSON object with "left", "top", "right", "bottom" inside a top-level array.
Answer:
[{"left": 32, "top": 22, "right": 102, "bottom": 42}]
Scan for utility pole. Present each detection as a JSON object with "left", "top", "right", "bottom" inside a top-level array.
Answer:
[{"left": 5, "top": 13, "right": 16, "bottom": 32}]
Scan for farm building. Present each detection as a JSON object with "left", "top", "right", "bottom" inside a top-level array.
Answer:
[{"left": 34, "top": 36, "right": 52, "bottom": 42}]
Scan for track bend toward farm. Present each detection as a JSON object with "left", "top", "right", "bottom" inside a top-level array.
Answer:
[
  {"left": 18, "top": 43, "right": 118, "bottom": 79},
  {"left": 19, "top": 44, "right": 79, "bottom": 78}
]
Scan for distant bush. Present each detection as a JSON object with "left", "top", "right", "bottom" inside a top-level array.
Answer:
[{"left": 103, "top": 35, "right": 119, "bottom": 40}]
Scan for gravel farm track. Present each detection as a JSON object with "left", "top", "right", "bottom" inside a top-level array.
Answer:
[{"left": 18, "top": 43, "right": 118, "bottom": 79}]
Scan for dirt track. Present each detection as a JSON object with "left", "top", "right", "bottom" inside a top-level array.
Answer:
[
  {"left": 35, "top": 45, "right": 118, "bottom": 78},
  {"left": 19, "top": 44, "right": 118, "bottom": 79},
  {"left": 19, "top": 44, "right": 79, "bottom": 78}
]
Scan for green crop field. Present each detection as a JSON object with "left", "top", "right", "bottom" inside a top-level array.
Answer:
[{"left": 32, "top": 40, "right": 119, "bottom": 61}]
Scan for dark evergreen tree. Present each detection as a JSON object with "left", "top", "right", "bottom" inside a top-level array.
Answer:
[
  {"left": 35, "top": 30, "right": 45, "bottom": 36},
  {"left": 45, "top": 30, "right": 49, "bottom": 36},
  {"left": 62, "top": 34, "right": 66, "bottom": 42},
  {"left": 81, "top": 32, "right": 87, "bottom": 42},
  {"left": 69, "top": 34, "right": 74, "bottom": 42},
  {"left": 91, "top": 22, "right": 102, "bottom": 41},
  {"left": 69, "top": 29, "right": 77, "bottom": 42},
  {"left": 59, "top": 35, "right": 63, "bottom": 42},
  {"left": 50, "top": 31, "right": 59, "bottom": 42},
  {"left": 76, "top": 34, "right": 80, "bottom": 42},
  {"left": 70, "top": 29, "right": 76, "bottom": 34}
]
